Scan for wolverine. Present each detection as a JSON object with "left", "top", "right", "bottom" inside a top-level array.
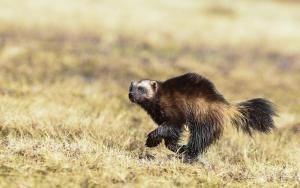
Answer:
[{"left": 128, "top": 73, "right": 276, "bottom": 163}]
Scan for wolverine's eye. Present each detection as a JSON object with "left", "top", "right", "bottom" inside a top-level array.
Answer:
[{"left": 137, "top": 86, "right": 146, "bottom": 93}]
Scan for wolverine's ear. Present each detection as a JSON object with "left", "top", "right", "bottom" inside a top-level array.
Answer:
[{"left": 150, "top": 81, "right": 158, "bottom": 92}]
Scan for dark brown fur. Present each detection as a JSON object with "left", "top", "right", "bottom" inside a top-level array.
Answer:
[{"left": 129, "top": 73, "right": 276, "bottom": 163}]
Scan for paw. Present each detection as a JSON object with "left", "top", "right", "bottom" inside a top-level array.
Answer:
[
  {"left": 182, "top": 154, "right": 199, "bottom": 164},
  {"left": 145, "top": 136, "right": 162, "bottom": 148},
  {"left": 183, "top": 156, "right": 198, "bottom": 164},
  {"left": 139, "top": 153, "right": 155, "bottom": 161},
  {"left": 183, "top": 157, "right": 198, "bottom": 164},
  {"left": 147, "top": 131, "right": 156, "bottom": 140}
]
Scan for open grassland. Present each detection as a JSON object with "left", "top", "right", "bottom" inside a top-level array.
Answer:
[{"left": 0, "top": 0, "right": 299, "bottom": 187}]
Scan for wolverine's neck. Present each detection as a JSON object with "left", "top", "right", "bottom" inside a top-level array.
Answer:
[
  {"left": 138, "top": 100, "right": 158, "bottom": 116},
  {"left": 138, "top": 99, "right": 165, "bottom": 125}
]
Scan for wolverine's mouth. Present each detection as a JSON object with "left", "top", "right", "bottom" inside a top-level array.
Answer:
[{"left": 128, "top": 93, "right": 136, "bottom": 103}]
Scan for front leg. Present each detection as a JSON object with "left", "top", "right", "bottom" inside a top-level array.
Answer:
[
  {"left": 163, "top": 125, "right": 186, "bottom": 154},
  {"left": 146, "top": 123, "right": 185, "bottom": 154},
  {"left": 164, "top": 138, "right": 186, "bottom": 154},
  {"left": 145, "top": 124, "right": 172, "bottom": 147},
  {"left": 145, "top": 129, "right": 163, "bottom": 148}
]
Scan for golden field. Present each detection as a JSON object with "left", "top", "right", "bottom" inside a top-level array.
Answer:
[{"left": 0, "top": 0, "right": 299, "bottom": 187}]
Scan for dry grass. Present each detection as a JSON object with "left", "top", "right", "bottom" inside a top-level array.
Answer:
[{"left": 0, "top": 0, "right": 299, "bottom": 187}]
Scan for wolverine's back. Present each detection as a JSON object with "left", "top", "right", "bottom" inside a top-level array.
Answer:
[{"left": 160, "top": 73, "right": 227, "bottom": 103}]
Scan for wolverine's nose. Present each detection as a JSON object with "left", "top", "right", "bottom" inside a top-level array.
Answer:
[
  {"left": 129, "top": 93, "right": 133, "bottom": 98},
  {"left": 129, "top": 93, "right": 134, "bottom": 101}
]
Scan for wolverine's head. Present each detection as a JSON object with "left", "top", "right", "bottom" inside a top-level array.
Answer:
[{"left": 128, "top": 80, "right": 158, "bottom": 103}]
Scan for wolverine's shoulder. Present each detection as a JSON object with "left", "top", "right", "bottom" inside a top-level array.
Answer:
[
  {"left": 163, "top": 72, "right": 209, "bottom": 87},
  {"left": 160, "top": 73, "right": 225, "bottom": 101}
]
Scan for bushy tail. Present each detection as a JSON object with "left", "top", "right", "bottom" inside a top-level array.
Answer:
[{"left": 230, "top": 98, "right": 277, "bottom": 135}]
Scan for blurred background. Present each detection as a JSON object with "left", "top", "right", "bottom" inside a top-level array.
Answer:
[
  {"left": 1, "top": 0, "right": 299, "bottom": 118},
  {"left": 0, "top": 0, "right": 299, "bottom": 187}
]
